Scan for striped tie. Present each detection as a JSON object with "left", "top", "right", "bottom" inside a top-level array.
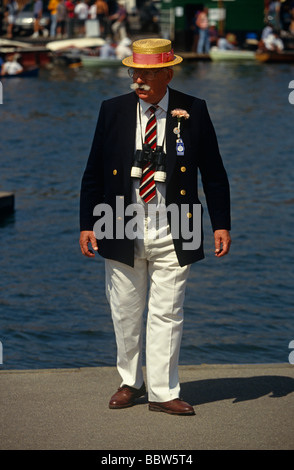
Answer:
[{"left": 139, "top": 106, "right": 157, "bottom": 203}]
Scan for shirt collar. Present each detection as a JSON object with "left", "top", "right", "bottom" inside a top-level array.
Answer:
[{"left": 139, "top": 88, "right": 169, "bottom": 115}]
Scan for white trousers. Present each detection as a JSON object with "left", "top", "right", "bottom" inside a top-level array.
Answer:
[{"left": 105, "top": 217, "right": 190, "bottom": 402}]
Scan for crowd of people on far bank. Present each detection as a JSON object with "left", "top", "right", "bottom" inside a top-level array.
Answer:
[
  {"left": 1, "top": 0, "right": 131, "bottom": 40},
  {"left": 1, "top": 0, "right": 294, "bottom": 54},
  {"left": 191, "top": 0, "right": 294, "bottom": 54}
]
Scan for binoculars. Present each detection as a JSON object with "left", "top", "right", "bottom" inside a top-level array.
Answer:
[{"left": 131, "top": 143, "right": 167, "bottom": 182}]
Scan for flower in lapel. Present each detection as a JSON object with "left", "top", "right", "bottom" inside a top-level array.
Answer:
[
  {"left": 171, "top": 108, "right": 190, "bottom": 120},
  {"left": 171, "top": 109, "right": 190, "bottom": 156}
]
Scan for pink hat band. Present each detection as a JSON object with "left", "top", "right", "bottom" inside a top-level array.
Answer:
[{"left": 132, "top": 49, "right": 175, "bottom": 65}]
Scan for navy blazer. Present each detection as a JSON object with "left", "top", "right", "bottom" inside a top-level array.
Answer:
[{"left": 80, "top": 87, "right": 231, "bottom": 267}]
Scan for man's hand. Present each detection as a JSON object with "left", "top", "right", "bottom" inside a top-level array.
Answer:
[
  {"left": 79, "top": 231, "right": 98, "bottom": 258},
  {"left": 214, "top": 229, "right": 231, "bottom": 257}
]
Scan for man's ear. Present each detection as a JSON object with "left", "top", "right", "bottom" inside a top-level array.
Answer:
[{"left": 166, "top": 67, "right": 174, "bottom": 84}]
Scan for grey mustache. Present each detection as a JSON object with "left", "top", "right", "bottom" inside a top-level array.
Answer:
[{"left": 130, "top": 83, "right": 151, "bottom": 91}]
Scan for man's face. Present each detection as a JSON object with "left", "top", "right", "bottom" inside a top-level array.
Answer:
[{"left": 131, "top": 67, "right": 174, "bottom": 104}]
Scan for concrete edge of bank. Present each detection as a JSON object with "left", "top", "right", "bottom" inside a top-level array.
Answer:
[{"left": 0, "top": 362, "right": 292, "bottom": 374}]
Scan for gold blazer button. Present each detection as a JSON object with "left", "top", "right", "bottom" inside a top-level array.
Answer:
[
  {"left": 187, "top": 212, "right": 192, "bottom": 218},
  {"left": 180, "top": 189, "right": 186, "bottom": 196},
  {"left": 180, "top": 166, "right": 186, "bottom": 172},
  {"left": 113, "top": 169, "right": 118, "bottom": 175}
]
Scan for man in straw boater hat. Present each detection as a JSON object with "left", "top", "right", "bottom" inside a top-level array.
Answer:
[{"left": 80, "top": 38, "right": 231, "bottom": 415}]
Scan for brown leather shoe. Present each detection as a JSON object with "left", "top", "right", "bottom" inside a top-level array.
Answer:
[
  {"left": 149, "top": 398, "right": 195, "bottom": 415},
  {"left": 109, "top": 383, "right": 146, "bottom": 409}
]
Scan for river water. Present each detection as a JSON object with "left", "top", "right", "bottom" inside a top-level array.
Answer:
[{"left": 0, "top": 60, "right": 293, "bottom": 370}]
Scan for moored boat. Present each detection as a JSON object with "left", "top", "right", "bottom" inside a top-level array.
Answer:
[
  {"left": 0, "top": 38, "right": 51, "bottom": 67},
  {"left": 255, "top": 51, "right": 294, "bottom": 63},
  {"left": 209, "top": 47, "right": 256, "bottom": 61},
  {"left": 46, "top": 37, "right": 106, "bottom": 52},
  {"left": 1, "top": 66, "right": 39, "bottom": 78},
  {"left": 80, "top": 54, "right": 122, "bottom": 67},
  {"left": 0, "top": 38, "right": 34, "bottom": 48},
  {"left": 47, "top": 38, "right": 108, "bottom": 67}
]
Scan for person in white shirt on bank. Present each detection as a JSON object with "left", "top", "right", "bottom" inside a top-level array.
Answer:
[
  {"left": 1, "top": 54, "right": 23, "bottom": 76},
  {"left": 74, "top": 0, "right": 89, "bottom": 36}
]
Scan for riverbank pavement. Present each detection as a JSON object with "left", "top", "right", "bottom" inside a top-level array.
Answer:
[{"left": 0, "top": 363, "right": 294, "bottom": 451}]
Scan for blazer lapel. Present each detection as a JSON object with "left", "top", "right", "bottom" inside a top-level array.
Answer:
[
  {"left": 166, "top": 88, "right": 180, "bottom": 186},
  {"left": 118, "top": 93, "right": 138, "bottom": 198}
]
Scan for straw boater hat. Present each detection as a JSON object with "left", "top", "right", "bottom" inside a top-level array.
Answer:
[{"left": 122, "top": 38, "right": 183, "bottom": 69}]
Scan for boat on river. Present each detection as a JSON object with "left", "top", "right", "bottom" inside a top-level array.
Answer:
[
  {"left": 0, "top": 38, "right": 34, "bottom": 48},
  {"left": 209, "top": 47, "right": 256, "bottom": 61},
  {"left": 0, "top": 39, "right": 51, "bottom": 67},
  {"left": 1, "top": 66, "right": 39, "bottom": 78},
  {"left": 47, "top": 38, "right": 109, "bottom": 67},
  {"left": 51, "top": 47, "right": 122, "bottom": 68},
  {"left": 255, "top": 51, "right": 294, "bottom": 63},
  {"left": 80, "top": 54, "right": 122, "bottom": 67},
  {"left": 46, "top": 37, "right": 106, "bottom": 52}
]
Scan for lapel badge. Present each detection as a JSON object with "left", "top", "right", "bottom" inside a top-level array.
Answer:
[
  {"left": 171, "top": 109, "right": 190, "bottom": 156},
  {"left": 176, "top": 138, "right": 185, "bottom": 156}
]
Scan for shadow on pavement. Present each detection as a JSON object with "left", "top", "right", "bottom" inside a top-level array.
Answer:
[{"left": 180, "top": 375, "right": 294, "bottom": 405}]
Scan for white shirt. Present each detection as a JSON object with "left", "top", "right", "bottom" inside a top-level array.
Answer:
[
  {"left": 89, "top": 4, "right": 97, "bottom": 19},
  {"left": 2, "top": 61, "right": 23, "bottom": 75},
  {"left": 264, "top": 34, "right": 284, "bottom": 51},
  {"left": 132, "top": 90, "right": 169, "bottom": 207},
  {"left": 74, "top": 2, "right": 89, "bottom": 20}
]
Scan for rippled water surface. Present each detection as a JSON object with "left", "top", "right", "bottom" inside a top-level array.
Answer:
[{"left": 0, "top": 61, "right": 293, "bottom": 369}]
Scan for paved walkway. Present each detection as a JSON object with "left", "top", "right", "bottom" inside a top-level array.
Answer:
[{"left": 1, "top": 364, "right": 294, "bottom": 450}]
